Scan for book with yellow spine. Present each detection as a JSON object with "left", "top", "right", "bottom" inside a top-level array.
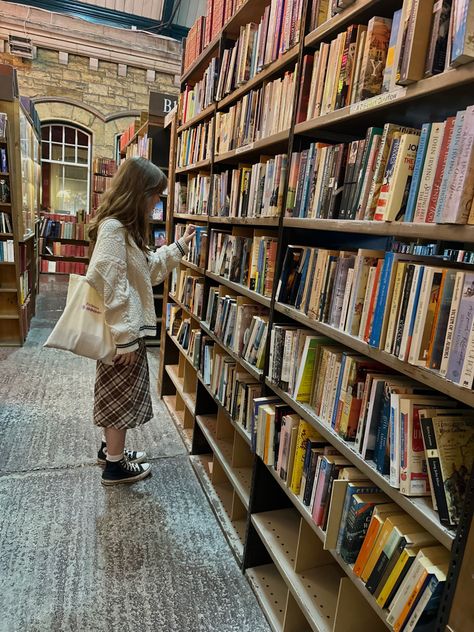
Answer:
[{"left": 289, "top": 421, "right": 324, "bottom": 495}]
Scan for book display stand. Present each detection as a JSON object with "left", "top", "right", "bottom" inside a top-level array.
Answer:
[{"left": 159, "top": 2, "right": 474, "bottom": 630}]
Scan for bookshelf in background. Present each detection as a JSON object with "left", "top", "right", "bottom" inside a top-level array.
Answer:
[
  {"left": 0, "top": 65, "right": 41, "bottom": 346},
  {"left": 38, "top": 212, "right": 90, "bottom": 276},
  {"left": 91, "top": 157, "right": 117, "bottom": 214},
  {"left": 160, "top": 2, "right": 474, "bottom": 631}
]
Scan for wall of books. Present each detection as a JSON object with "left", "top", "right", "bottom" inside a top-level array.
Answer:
[{"left": 161, "top": 2, "right": 474, "bottom": 631}]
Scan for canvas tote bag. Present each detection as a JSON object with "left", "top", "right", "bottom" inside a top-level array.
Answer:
[{"left": 44, "top": 274, "right": 115, "bottom": 364}]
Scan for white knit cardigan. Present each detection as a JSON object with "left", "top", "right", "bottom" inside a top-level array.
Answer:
[{"left": 86, "top": 218, "right": 188, "bottom": 355}]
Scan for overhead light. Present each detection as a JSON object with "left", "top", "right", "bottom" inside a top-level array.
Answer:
[{"left": 8, "top": 35, "right": 35, "bottom": 59}]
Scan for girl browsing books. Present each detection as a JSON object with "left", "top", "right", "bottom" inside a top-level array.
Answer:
[{"left": 87, "top": 156, "right": 195, "bottom": 485}]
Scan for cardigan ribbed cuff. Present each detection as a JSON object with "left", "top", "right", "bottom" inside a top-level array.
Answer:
[{"left": 176, "top": 237, "right": 189, "bottom": 256}]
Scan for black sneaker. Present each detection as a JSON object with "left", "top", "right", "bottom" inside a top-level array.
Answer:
[
  {"left": 97, "top": 442, "right": 147, "bottom": 466},
  {"left": 101, "top": 458, "right": 152, "bottom": 486}
]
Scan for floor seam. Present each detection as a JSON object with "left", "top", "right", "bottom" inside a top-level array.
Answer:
[{"left": 0, "top": 452, "right": 189, "bottom": 478}]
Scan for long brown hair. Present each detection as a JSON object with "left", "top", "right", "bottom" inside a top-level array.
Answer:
[{"left": 89, "top": 157, "right": 167, "bottom": 251}]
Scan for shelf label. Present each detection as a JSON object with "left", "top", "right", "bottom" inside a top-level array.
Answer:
[
  {"left": 349, "top": 88, "right": 407, "bottom": 115},
  {"left": 235, "top": 143, "right": 254, "bottom": 154}
]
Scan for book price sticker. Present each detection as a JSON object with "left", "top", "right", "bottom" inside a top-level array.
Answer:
[
  {"left": 349, "top": 88, "right": 407, "bottom": 115},
  {"left": 235, "top": 143, "right": 254, "bottom": 154}
]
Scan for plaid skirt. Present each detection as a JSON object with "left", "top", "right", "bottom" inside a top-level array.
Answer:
[{"left": 93, "top": 339, "right": 153, "bottom": 429}]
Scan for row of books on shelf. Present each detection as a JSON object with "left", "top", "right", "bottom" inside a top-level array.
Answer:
[
  {"left": 92, "top": 175, "right": 114, "bottom": 195},
  {"left": 301, "top": 1, "right": 473, "bottom": 124},
  {"left": 267, "top": 323, "right": 474, "bottom": 522},
  {"left": 180, "top": 58, "right": 218, "bottom": 125},
  {"left": 204, "top": 285, "right": 269, "bottom": 370},
  {"left": 122, "top": 134, "right": 151, "bottom": 160},
  {"left": 174, "top": 173, "right": 210, "bottom": 215},
  {"left": 39, "top": 216, "right": 90, "bottom": 241},
  {"left": 170, "top": 269, "right": 205, "bottom": 319},
  {"left": 211, "top": 154, "right": 287, "bottom": 218},
  {"left": 208, "top": 229, "right": 277, "bottom": 297},
  {"left": 39, "top": 241, "right": 88, "bottom": 259},
  {"left": 183, "top": 0, "right": 473, "bottom": 120},
  {"left": 172, "top": 268, "right": 474, "bottom": 526},
  {"left": 174, "top": 224, "right": 208, "bottom": 268},
  {"left": 201, "top": 341, "right": 260, "bottom": 426},
  {"left": 176, "top": 100, "right": 473, "bottom": 224},
  {"left": 0, "top": 238, "right": 14, "bottom": 261},
  {"left": 167, "top": 307, "right": 202, "bottom": 369},
  {"left": 278, "top": 244, "right": 474, "bottom": 386},
  {"left": 214, "top": 67, "right": 296, "bottom": 154},
  {"left": 252, "top": 397, "right": 452, "bottom": 630},
  {"left": 40, "top": 259, "right": 87, "bottom": 275},
  {"left": 92, "top": 157, "right": 117, "bottom": 177},
  {"left": 215, "top": 0, "right": 303, "bottom": 102},
  {"left": 183, "top": 0, "right": 245, "bottom": 72},
  {"left": 119, "top": 120, "right": 144, "bottom": 153},
  {"left": 177, "top": 120, "right": 212, "bottom": 168},
  {"left": 0, "top": 211, "right": 12, "bottom": 233},
  {"left": 191, "top": 332, "right": 461, "bottom": 627},
  {"left": 287, "top": 106, "right": 474, "bottom": 224}
]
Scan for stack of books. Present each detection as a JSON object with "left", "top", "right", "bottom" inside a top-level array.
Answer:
[
  {"left": 0, "top": 239, "right": 14, "bottom": 261},
  {"left": 251, "top": 391, "right": 461, "bottom": 628}
]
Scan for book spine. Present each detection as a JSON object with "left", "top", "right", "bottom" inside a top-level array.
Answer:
[{"left": 420, "top": 417, "right": 450, "bottom": 524}]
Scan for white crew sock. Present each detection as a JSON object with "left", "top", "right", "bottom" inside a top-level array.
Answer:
[
  {"left": 107, "top": 453, "right": 123, "bottom": 463},
  {"left": 102, "top": 433, "right": 107, "bottom": 444}
]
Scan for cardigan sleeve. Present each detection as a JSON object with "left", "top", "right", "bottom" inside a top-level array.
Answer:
[
  {"left": 86, "top": 220, "right": 139, "bottom": 355},
  {"left": 148, "top": 237, "right": 189, "bottom": 286}
]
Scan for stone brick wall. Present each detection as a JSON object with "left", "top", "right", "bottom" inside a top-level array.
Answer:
[{"left": 0, "top": 48, "right": 178, "bottom": 158}]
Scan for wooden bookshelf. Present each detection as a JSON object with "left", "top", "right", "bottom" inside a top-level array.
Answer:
[
  {"left": 160, "top": 1, "right": 474, "bottom": 630},
  {"left": 0, "top": 65, "right": 41, "bottom": 345}
]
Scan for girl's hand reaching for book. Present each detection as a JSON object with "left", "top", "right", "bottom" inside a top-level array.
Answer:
[{"left": 183, "top": 224, "right": 196, "bottom": 244}]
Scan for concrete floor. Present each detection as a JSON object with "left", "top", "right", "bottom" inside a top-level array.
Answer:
[{"left": 0, "top": 275, "right": 271, "bottom": 632}]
